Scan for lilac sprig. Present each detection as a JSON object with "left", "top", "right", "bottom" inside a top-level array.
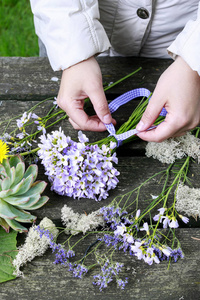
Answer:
[
  {"left": 37, "top": 128, "right": 120, "bottom": 201},
  {"left": 35, "top": 225, "right": 89, "bottom": 277},
  {"left": 35, "top": 225, "right": 75, "bottom": 264},
  {"left": 93, "top": 258, "right": 128, "bottom": 291}
]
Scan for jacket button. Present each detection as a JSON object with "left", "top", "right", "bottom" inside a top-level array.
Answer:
[{"left": 137, "top": 8, "right": 149, "bottom": 19}]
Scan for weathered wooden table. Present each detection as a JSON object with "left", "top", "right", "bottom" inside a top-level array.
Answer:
[{"left": 0, "top": 57, "right": 200, "bottom": 300}]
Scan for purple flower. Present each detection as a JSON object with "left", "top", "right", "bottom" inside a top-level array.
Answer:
[
  {"left": 114, "top": 224, "right": 126, "bottom": 236},
  {"left": 34, "top": 225, "right": 74, "bottom": 265},
  {"left": 131, "top": 241, "right": 144, "bottom": 260},
  {"left": 135, "top": 209, "right": 141, "bottom": 220},
  {"left": 179, "top": 214, "right": 189, "bottom": 224},
  {"left": 153, "top": 207, "right": 166, "bottom": 222},
  {"left": 93, "top": 259, "right": 125, "bottom": 291},
  {"left": 37, "top": 129, "right": 120, "bottom": 201},
  {"left": 117, "top": 278, "right": 128, "bottom": 289},
  {"left": 162, "top": 216, "right": 171, "bottom": 228},
  {"left": 140, "top": 222, "right": 150, "bottom": 235},
  {"left": 72, "top": 264, "right": 88, "bottom": 278},
  {"left": 169, "top": 218, "right": 179, "bottom": 228},
  {"left": 160, "top": 246, "right": 172, "bottom": 257}
]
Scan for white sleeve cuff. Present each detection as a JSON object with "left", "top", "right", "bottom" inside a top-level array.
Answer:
[{"left": 167, "top": 3, "right": 200, "bottom": 75}]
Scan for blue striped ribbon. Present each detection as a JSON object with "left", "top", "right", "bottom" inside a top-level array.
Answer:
[{"left": 105, "top": 88, "right": 167, "bottom": 147}]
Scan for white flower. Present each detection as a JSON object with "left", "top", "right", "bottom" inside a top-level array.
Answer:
[
  {"left": 146, "top": 132, "right": 200, "bottom": 164},
  {"left": 153, "top": 207, "right": 166, "bottom": 222},
  {"left": 12, "top": 218, "right": 58, "bottom": 277},
  {"left": 169, "top": 218, "right": 179, "bottom": 228},
  {"left": 61, "top": 205, "right": 105, "bottom": 235},
  {"left": 140, "top": 222, "right": 150, "bottom": 235},
  {"left": 124, "top": 233, "right": 134, "bottom": 244},
  {"left": 160, "top": 246, "right": 171, "bottom": 257},
  {"left": 179, "top": 215, "right": 189, "bottom": 224},
  {"left": 175, "top": 183, "right": 200, "bottom": 217},
  {"left": 114, "top": 224, "right": 126, "bottom": 236},
  {"left": 131, "top": 241, "right": 144, "bottom": 260},
  {"left": 135, "top": 209, "right": 141, "bottom": 220}
]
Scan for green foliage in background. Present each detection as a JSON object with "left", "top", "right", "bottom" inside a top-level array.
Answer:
[
  {"left": 0, "top": 227, "right": 17, "bottom": 283},
  {"left": 0, "top": 0, "right": 38, "bottom": 56}
]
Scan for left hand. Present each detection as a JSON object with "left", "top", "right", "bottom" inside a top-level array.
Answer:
[{"left": 136, "top": 56, "right": 200, "bottom": 142}]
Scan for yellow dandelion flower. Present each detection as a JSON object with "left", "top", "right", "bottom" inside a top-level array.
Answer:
[{"left": 0, "top": 140, "right": 9, "bottom": 163}]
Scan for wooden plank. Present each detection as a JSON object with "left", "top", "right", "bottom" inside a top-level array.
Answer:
[
  {"left": 1, "top": 56, "right": 200, "bottom": 300},
  {"left": 0, "top": 228, "right": 200, "bottom": 300},
  {"left": 0, "top": 57, "right": 172, "bottom": 100}
]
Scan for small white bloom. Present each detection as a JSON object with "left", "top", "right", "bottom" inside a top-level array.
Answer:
[
  {"left": 51, "top": 76, "right": 59, "bottom": 82},
  {"left": 151, "top": 194, "right": 158, "bottom": 199},
  {"left": 169, "top": 218, "right": 179, "bottom": 228},
  {"left": 135, "top": 209, "right": 141, "bottom": 220},
  {"left": 13, "top": 218, "right": 58, "bottom": 277},
  {"left": 179, "top": 215, "right": 189, "bottom": 224},
  {"left": 161, "top": 246, "right": 171, "bottom": 257},
  {"left": 114, "top": 224, "right": 126, "bottom": 236},
  {"left": 140, "top": 222, "right": 150, "bottom": 235},
  {"left": 61, "top": 205, "right": 105, "bottom": 235},
  {"left": 125, "top": 233, "right": 134, "bottom": 244}
]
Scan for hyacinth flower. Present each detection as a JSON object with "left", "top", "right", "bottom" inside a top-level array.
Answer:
[{"left": 37, "top": 129, "right": 119, "bottom": 201}]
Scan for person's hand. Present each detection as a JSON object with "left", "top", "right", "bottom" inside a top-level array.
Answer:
[
  {"left": 136, "top": 56, "right": 200, "bottom": 142},
  {"left": 56, "top": 56, "right": 115, "bottom": 131}
]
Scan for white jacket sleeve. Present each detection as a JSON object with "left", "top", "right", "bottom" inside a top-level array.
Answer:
[
  {"left": 167, "top": 2, "right": 200, "bottom": 75},
  {"left": 30, "top": 0, "right": 111, "bottom": 71}
]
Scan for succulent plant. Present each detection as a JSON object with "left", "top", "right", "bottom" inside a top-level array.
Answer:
[{"left": 0, "top": 155, "right": 49, "bottom": 232}]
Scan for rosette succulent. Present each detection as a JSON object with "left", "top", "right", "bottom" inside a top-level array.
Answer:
[{"left": 0, "top": 155, "right": 49, "bottom": 232}]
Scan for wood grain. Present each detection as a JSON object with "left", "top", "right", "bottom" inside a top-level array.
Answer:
[{"left": 0, "top": 57, "right": 199, "bottom": 300}]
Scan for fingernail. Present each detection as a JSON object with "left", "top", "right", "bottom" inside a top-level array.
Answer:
[
  {"left": 103, "top": 114, "right": 111, "bottom": 124},
  {"left": 136, "top": 120, "right": 145, "bottom": 131}
]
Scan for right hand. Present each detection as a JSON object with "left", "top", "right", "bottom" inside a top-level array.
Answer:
[{"left": 56, "top": 56, "right": 116, "bottom": 131}]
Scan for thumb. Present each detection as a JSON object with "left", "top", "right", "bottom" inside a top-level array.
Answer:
[
  {"left": 136, "top": 95, "right": 164, "bottom": 131},
  {"left": 89, "top": 87, "right": 112, "bottom": 124}
]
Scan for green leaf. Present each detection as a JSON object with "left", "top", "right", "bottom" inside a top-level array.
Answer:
[
  {"left": 8, "top": 155, "right": 22, "bottom": 169},
  {"left": 1, "top": 159, "right": 11, "bottom": 179},
  {"left": 4, "top": 195, "right": 31, "bottom": 206},
  {"left": 15, "top": 194, "right": 40, "bottom": 209},
  {"left": 1, "top": 177, "right": 11, "bottom": 191},
  {"left": 23, "top": 164, "right": 38, "bottom": 182},
  {"left": 0, "top": 227, "right": 17, "bottom": 283},
  {"left": 20, "top": 181, "right": 47, "bottom": 197},
  {"left": 11, "top": 161, "right": 25, "bottom": 186},
  {"left": 11, "top": 174, "right": 34, "bottom": 196},
  {"left": 0, "top": 218, "right": 9, "bottom": 233},
  {"left": 5, "top": 218, "right": 28, "bottom": 232},
  {"left": 0, "top": 168, "right": 7, "bottom": 180},
  {"left": 2, "top": 202, "right": 36, "bottom": 223},
  {"left": 0, "top": 189, "right": 13, "bottom": 198},
  {"left": 0, "top": 165, "right": 6, "bottom": 176},
  {"left": 27, "top": 195, "right": 49, "bottom": 210},
  {"left": 14, "top": 208, "right": 36, "bottom": 223},
  {"left": 0, "top": 199, "right": 17, "bottom": 219},
  {"left": 9, "top": 166, "right": 16, "bottom": 186}
]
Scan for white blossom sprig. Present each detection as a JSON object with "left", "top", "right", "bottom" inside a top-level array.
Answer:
[{"left": 12, "top": 217, "right": 59, "bottom": 277}]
